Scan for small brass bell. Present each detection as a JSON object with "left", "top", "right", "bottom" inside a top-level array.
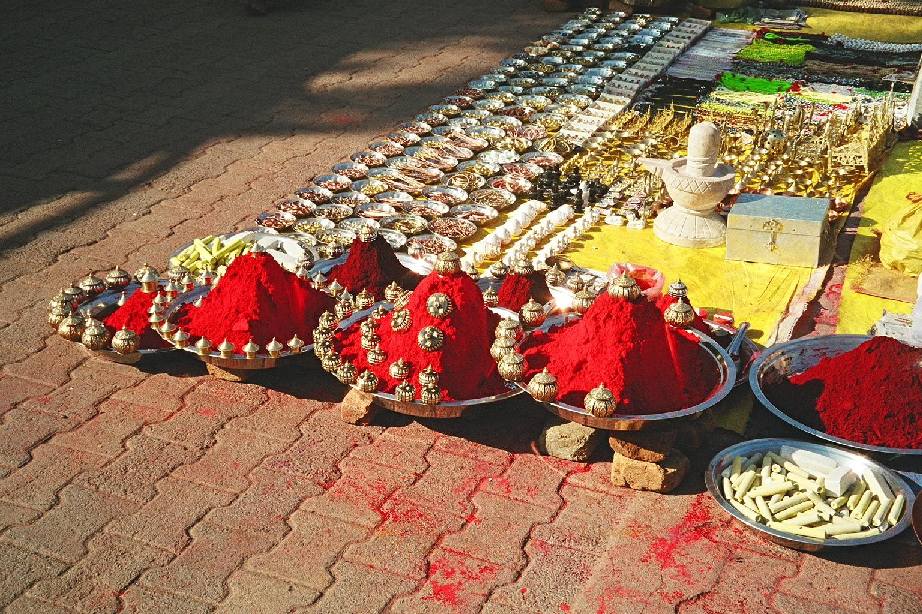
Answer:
[
  {"left": 265, "top": 337, "right": 283, "bottom": 358},
  {"left": 392, "top": 289, "right": 411, "bottom": 311},
  {"left": 172, "top": 328, "right": 191, "bottom": 349},
  {"left": 367, "top": 343, "right": 386, "bottom": 365},
  {"left": 167, "top": 264, "right": 189, "bottom": 283},
  {"left": 218, "top": 339, "right": 236, "bottom": 358},
  {"left": 313, "top": 327, "right": 333, "bottom": 345},
  {"left": 384, "top": 281, "right": 405, "bottom": 303},
  {"left": 668, "top": 279, "right": 688, "bottom": 300},
  {"left": 242, "top": 339, "right": 260, "bottom": 359},
  {"left": 490, "top": 336, "right": 517, "bottom": 361},
  {"left": 137, "top": 266, "right": 159, "bottom": 294},
  {"left": 48, "top": 303, "right": 72, "bottom": 328},
  {"left": 80, "top": 319, "right": 111, "bottom": 351},
  {"left": 327, "top": 280, "right": 345, "bottom": 298},
  {"left": 319, "top": 311, "right": 337, "bottom": 329},
  {"left": 335, "top": 292, "right": 355, "bottom": 320},
  {"left": 519, "top": 298, "right": 546, "bottom": 328},
  {"left": 78, "top": 274, "right": 106, "bottom": 298},
  {"left": 512, "top": 258, "right": 535, "bottom": 276},
  {"left": 584, "top": 383, "right": 617, "bottom": 418},
  {"left": 572, "top": 288, "right": 595, "bottom": 315},
  {"left": 322, "top": 352, "right": 342, "bottom": 373},
  {"left": 420, "top": 384, "right": 442, "bottom": 405},
  {"left": 312, "top": 273, "right": 327, "bottom": 291},
  {"left": 49, "top": 291, "right": 70, "bottom": 311},
  {"left": 391, "top": 309, "right": 411, "bottom": 332},
  {"left": 482, "top": 287, "right": 499, "bottom": 307},
  {"left": 495, "top": 318, "right": 522, "bottom": 341},
  {"left": 314, "top": 338, "right": 334, "bottom": 359},
  {"left": 434, "top": 251, "right": 461, "bottom": 275},
  {"left": 194, "top": 336, "right": 212, "bottom": 356},
  {"left": 418, "top": 365, "right": 439, "bottom": 387},
  {"left": 57, "top": 313, "right": 86, "bottom": 341},
  {"left": 489, "top": 261, "right": 509, "bottom": 278},
  {"left": 361, "top": 331, "right": 380, "bottom": 351},
  {"left": 607, "top": 273, "right": 641, "bottom": 301},
  {"left": 395, "top": 381, "right": 416, "bottom": 403},
  {"left": 62, "top": 285, "right": 86, "bottom": 306},
  {"left": 498, "top": 351, "right": 526, "bottom": 382},
  {"left": 664, "top": 298, "right": 695, "bottom": 328},
  {"left": 371, "top": 304, "right": 388, "bottom": 320},
  {"left": 417, "top": 326, "right": 444, "bottom": 351},
  {"left": 112, "top": 326, "right": 140, "bottom": 355},
  {"left": 287, "top": 334, "right": 305, "bottom": 354},
  {"left": 527, "top": 368, "right": 558, "bottom": 402},
  {"left": 356, "top": 369, "right": 379, "bottom": 393},
  {"left": 389, "top": 358, "right": 411, "bottom": 380},
  {"left": 545, "top": 264, "right": 565, "bottom": 287},
  {"left": 426, "top": 293, "right": 453, "bottom": 318},
  {"left": 355, "top": 288, "right": 375, "bottom": 310},
  {"left": 104, "top": 267, "right": 132, "bottom": 289},
  {"left": 337, "top": 361, "right": 358, "bottom": 385}
]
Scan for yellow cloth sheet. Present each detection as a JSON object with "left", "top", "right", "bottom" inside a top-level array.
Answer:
[
  {"left": 836, "top": 142, "right": 921, "bottom": 334},
  {"left": 721, "top": 8, "right": 922, "bottom": 43}
]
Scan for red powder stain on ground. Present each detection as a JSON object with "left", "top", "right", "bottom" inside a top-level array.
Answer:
[
  {"left": 465, "top": 512, "right": 481, "bottom": 525},
  {"left": 492, "top": 477, "right": 513, "bottom": 496},
  {"left": 421, "top": 557, "right": 500, "bottom": 607},
  {"left": 529, "top": 538, "right": 552, "bottom": 556},
  {"left": 560, "top": 603, "right": 572, "bottom": 612},
  {"left": 327, "top": 111, "right": 362, "bottom": 127},
  {"left": 34, "top": 396, "right": 50, "bottom": 404},
  {"left": 318, "top": 479, "right": 336, "bottom": 490},
  {"left": 596, "top": 585, "right": 649, "bottom": 614},
  {"left": 196, "top": 406, "right": 218, "bottom": 417},
  {"left": 658, "top": 590, "right": 685, "bottom": 603},
  {"left": 641, "top": 493, "right": 718, "bottom": 581},
  {"left": 520, "top": 587, "right": 528, "bottom": 595}
]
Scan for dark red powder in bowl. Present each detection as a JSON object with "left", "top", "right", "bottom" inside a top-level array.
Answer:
[
  {"left": 182, "top": 252, "right": 334, "bottom": 351},
  {"left": 336, "top": 270, "right": 506, "bottom": 402},
  {"left": 520, "top": 292, "right": 721, "bottom": 413},
  {"left": 497, "top": 272, "right": 552, "bottom": 311},
  {"left": 767, "top": 336, "right": 922, "bottom": 449},
  {"left": 328, "top": 236, "right": 421, "bottom": 300},
  {"left": 103, "top": 287, "right": 171, "bottom": 350}
]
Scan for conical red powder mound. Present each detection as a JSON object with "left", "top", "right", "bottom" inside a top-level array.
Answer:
[
  {"left": 497, "top": 272, "right": 551, "bottom": 311},
  {"left": 771, "top": 336, "right": 922, "bottom": 449},
  {"left": 328, "top": 236, "right": 421, "bottom": 299},
  {"left": 520, "top": 292, "right": 720, "bottom": 413},
  {"left": 183, "top": 252, "right": 334, "bottom": 351},
  {"left": 337, "top": 269, "right": 505, "bottom": 402},
  {"left": 104, "top": 288, "right": 172, "bottom": 350}
]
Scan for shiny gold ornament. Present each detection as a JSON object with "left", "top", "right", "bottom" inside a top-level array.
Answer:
[
  {"left": 218, "top": 339, "right": 236, "bottom": 358},
  {"left": 489, "top": 261, "right": 509, "bottom": 278},
  {"left": 519, "top": 298, "right": 546, "bottom": 328},
  {"left": 117, "top": 291, "right": 128, "bottom": 307},
  {"left": 572, "top": 288, "right": 595, "bottom": 315},
  {"left": 80, "top": 319, "right": 111, "bottom": 350},
  {"left": 391, "top": 309, "right": 411, "bottom": 332},
  {"left": 664, "top": 299, "right": 695, "bottom": 328},
  {"left": 48, "top": 303, "right": 72, "bottom": 328},
  {"left": 371, "top": 304, "right": 388, "bottom": 320},
  {"left": 392, "top": 289, "right": 411, "bottom": 311},
  {"left": 418, "top": 365, "right": 439, "bottom": 387},
  {"left": 294, "top": 260, "right": 312, "bottom": 280},
  {"left": 607, "top": 273, "right": 641, "bottom": 301},
  {"left": 112, "top": 326, "right": 140, "bottom": 355},
  {"left": 356, "top": 369, "right": 379, "bottom": 393},
  {"left": 62, "top": 285, "right": 86, "bottom": 306},
  {"left": 180, "top": 273, "right": 195, "bottom": 292},
  {"left": 242, "top": 339, "right": 260, "bottom": 359},
  {"left": 395, "top": 381, "right": 416, "bottom": 403},
  {"left": 417, "top": 326, "right": 444, "bottom": 351},
  {"left": 57, "top": 313, "right": 85, "bottom": 341},
  {"left": 172, "top": 328, "right": 191, "bottom": 349},
  {"left": 384, "top": 281, "right": 405, "bottom": 303},
  {"left": 527, "top": 368, "right": 558, "bottom": 402},
  {"left": 78, "top": 274, "right": 105, "bottom": 298},
  {"left": 159, "top": 319, "right": 177, "bottom": 340},
  {"left": 337, "top": 361, "right": 358, "bottom": 385},
  {"left": 420, "top": 384, "right": 441, "bottom": 405},
  {"left": 355, "top": 288, "right": 375, "bottom": 310},
  {"left": 426, "top": 293, "right": 453, "bottom": 318},
  {"left": 490, "top": 336, "right": 517, "bottom": 361},
  {"left": 194, "top": 336, "right": 212, "bottom": 356},
  {"left": 545, "top": 265, "right": 565, "bottom": 287},
  {"left": 434, "top": 251, "right": 461, "bottom": 275},
  {"left": 327, "top": 280, "right": 345, "bottom": 298},
  {"left": 152, "top": 291, "right": 170, "bottom": 308},
  {"left": 668, "top": 279, "right": 688, "bottom": 300},
  {"left": 367, "top": 343, "right": 386, "bottom": 365},
  {"left": 361, "top": 332, "right": 380, "bottom": 351},
  {"left": 319, "top": 311, "right": 337, "bottom": 329},
  {"left": 49, "top": 291, "right": 70, "bottom": 311},
  {"left": 322, "top": 352, "right": 342, "bottom": 373},
  {"left": 312, "top": 273, "right": 327, "bottom": 291},
  {"left": 287, "top": 334, "right": 305, "bottom": 354},
  {"left": 357, "top": 224, "right": 378, "bottom": 243},
  {"left": 138, "top": 269, "right": 159, "bottom": 294},
  {"left": 360, "top": 318, "right": 377, "bottom": 336},
  {"left": 134, "top": 263, "right": 159, "bottom": 283},
  {"left": 498, "top": 351, "right": 526, "bottom": 382},
  {"left": 512, "top": 258, "right": 535, "bottom": 276},
  {"left": 167, "top": 265, "right": 189, "bottom": 283},
  {"left": 314, "top": 338, "right": 334, "bottom": 359},
  {"left": 313, "top": 327, "right": 333, "bottom": 345},
  {"left": 148, "top": 309, "right": 164, "bottom": 328},
  {"left": 334, "top": 292, "right": 355, "bottom": 320},
  {"left": 265, "top": 337, "right": 283, "bottom": 358},
  {"left": 584, "top": 383, "right": 617, "bottom": 418},
  {"left": 105, "top": 267, "right": 132, "bottom": 289},
  {"left": 495, "top": 318, "right": 522, "bottom": 341},
  {"left": 482, "top": 286, "right": 498, "bottom": 307},
  {"left": 197, "top": 269, "right": 214, "bottom": 287},
  {"left": 389, "top": 358, "right": 411, "bottom": 380}
]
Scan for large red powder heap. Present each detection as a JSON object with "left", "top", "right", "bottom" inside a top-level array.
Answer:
[
  {"left": 104, "top": 288, "right": 171, "bottom": 350},
  {"left": 497, "top": 272, "right": 551, "bottom": 311},
  {"left": 771, "top": 336, "right": 922, "bottom": 449},
  {"left": 520, "top": 292, "right": 720, "bottom": 413},
  {"left": 328, "top": 236, "right": 420, "bottom": 299},
  {"left": 183, "top": 252, "right": 334, "bottom": 351},
  {"left": 337, "top": 269, "right": 505, "bottom": 401}
]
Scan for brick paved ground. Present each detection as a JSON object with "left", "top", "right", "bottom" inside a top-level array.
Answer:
[{"left": 1, "top": 1, "right": 921, "bottom": 612}]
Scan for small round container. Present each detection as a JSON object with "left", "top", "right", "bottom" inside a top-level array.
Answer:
[
  {"left": 313, "top": 174, "right": 352, "bottom": 192},
  {"left": 332, "top": 161, "right": 369, "bottom": 180},
  {"left": 427, "top": 217, "right": 478, "bottom": 241}
]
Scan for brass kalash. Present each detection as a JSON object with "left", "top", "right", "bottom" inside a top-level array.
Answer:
[{"left": 561, "top": 90, "right": 900, "bottom": 222}]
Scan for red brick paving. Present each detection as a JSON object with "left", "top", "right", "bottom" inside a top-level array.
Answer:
[{"left": 1, "top": 0, "right": 921, "bottom": 612}]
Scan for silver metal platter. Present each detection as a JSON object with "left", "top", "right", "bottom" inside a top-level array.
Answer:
[
  {"left": 750, "top": 335, "right": 922, "bottom": 457},
  {"left": 706, "top": 438, "right": 916, "bottom": 552}
]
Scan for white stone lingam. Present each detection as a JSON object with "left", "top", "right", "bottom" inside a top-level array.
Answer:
[{"left": 641, "top": 121, "right": 736, "bottom": 248}]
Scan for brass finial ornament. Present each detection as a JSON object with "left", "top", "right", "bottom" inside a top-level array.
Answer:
[
  {"left": 420, "top": 384, "right": 441, "bottom": 405},
  {"left": 159, "top": 319, "right": 177, "bottom": 340},
  {"left": 391, "top": 309, "right": 411, "bottom": 332},
  {"left": 355, "top": 288, "right": 375, "bottom": 310},
  {"left": 389, "top": 358, "right": 411, "bottom": 380},
  {"left": 490, "top": 336, "right": 517, "bottom": 361},
  {"left": 395, "top": 381, "right": 416, "bottom": 403},
  {"left": 62, "top": 285, "right": 86, "bottom": 306},
  {"left": 361, "top": 330, "right": 380, "bottom": 351},
  {"left": 197, "top": 269, "right": 214, "bottom": 287},
  {"left": 167, "top": 264, "right": 189, "bottom": 283},
  {"left": 218, "top": 339, "right": 236, "bottom": 358},
  {"left": 367, "top": 343, "right": 386, "bottom": 364},
  {"left": 105, "top": 267, "right": 132, "bottom": 289},
  {"left": 545, "top": 264, "right": 565, "bottom": 287},
  {"left": 357, "top": 224, "right": 378, "bottom": 243},
  {"left": 356, "top": 369, "right": 379, "bottom": 393},
  {"left": 584, "top": 383, "right": 617, "bottom": 418},
  {"left": 607, "top": 273, "right": 641, "bottom": 301},
  {"left": 384, "top": 282, "right": 405, "bottom": 304},
  {"left": 498, "top": 351, "right": 526, "bottom": 382},
  {"left": 242, "top": 339, "right": 260, "bottom": 359},
  {"left": 153, "top": 291, "right": 170, "bottom": 307},
  {"left": 180, "top": 273, "right": 195, "bottom": 292},
  {"left": 495, "top": 318, "right": 523, "bottom": 341},
  {"left": 322, "top": 352, "right": 342, "bottom": 373},
  {"left": 287, "top": 334, "right": 305, "bottom": 354},
  {"left": 434, "top": 251, "right": 461, "bottom": 275},
  {"left": 294, "top": 259, "right": 312, "bottom": 281},
  {"left": 117, "top": 291, "right": 128, "bottom": 307},
  {"left": 80, "top": 318, "right": 111, "bottom": 350},
  {"left": 418, "top": 365, "right": 439, "bottom": 387},
  {"left": 668, "top": 279, "right": 688, "bottom": 300},
  {"left": 337, "top": 361, "right": 358, "bottom": 385},
  {"left": 77, "top": 275, "right": 105, "bottom": 298},
  {"left": 417, "top": 326, "right": 444, "bottom": 351},
  {"left": 426, "top": 293, "right": 453, "bottom": 318},
  {"left": 327, "top": 280, "right": 345, "bottom": 298},
  {"left": 482, "top": 286, "right": 498, "bottom": 307},
  {"left": 135, "top": 263, "right": 159, "bottom": 283},
  {"left": 138, "top": 268, "right": 159, "bottom": 294},
  {"left": 335, "top": 292, "right": 355, "bottom": 320},
  {"left": 519, "top": 298, "right": 546, "bottom": 328},
  {"left": 314, "top": 338, "right": 334, "bottom": 359},
  {"left": 194, "top": 336, "right": 212, "bottom": 356},
  {"left": 393, "top": 289, "right": 411, "bottom": 311},
  {"left": 112, "top": 326, "right": 140, "bottom": 355},
  {"left": 319, "top": 311, "right": 337, "bottom": 330},
  {"left": 512, "top": 258, "right": 535, "bottom": 276},
  {"left": 313, "top": 326, "right": 333, "bottom": 345},
  {"left": 572, "top": 288, "right": 595, "bottom": 315},
  {"left": 371, "top": 304, "right": 388, "bottom": 320},
  {"left": 48, "top": 303, "right": 72, "bottom": 328},
  {"left": 527, "top": 368, "right": 558, "bottom": 402},
  {"left": 312, "top": 272, "right": 327, "bottom": 291},
  {"left": 172, "top": 328, "right": 191, "bottom": 349},
  {"left": 664, "top": 299, "right": 695, "bottom": 328},
  {"left": 265, "top": 337, "right": 283, "bottom": 358},
  {"left": 49, "top": 291, "right": 70, "bottom": 311},
  {"left": 57, "top": 313, "right": 86, "bottom": 341},
  {"left": 489, "top": 261, "right": 509, "bottom": 279}
]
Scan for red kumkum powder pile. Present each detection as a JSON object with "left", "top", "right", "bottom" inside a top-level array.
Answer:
[
  {"left": 328, "top": 236, "right": 420, "bottom": 299},
  {"left": 183, "top": 252, "right": 333, "bottom": 351},
  {"left": 497, "top": 271, "right": 552, "bottom": 311},
  {"left": 104, "top": 287, "right": 171, "bottom": 350},
  {"left": 768, "top": 336, "right": 922, "bottom": 449},
  {"left": 520, "top": 292, "right": 720, "bottom": 413},
  {"left": 337, "top": 269, "right": 505, "bottom": 401}
]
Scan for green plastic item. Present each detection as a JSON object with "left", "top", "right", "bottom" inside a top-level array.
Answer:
[
  {"left": 737, "top": 39, "right": 815, "bottom": 66},
  {"left": 720, "top": 72, "right": 792, "bottom": 94}
]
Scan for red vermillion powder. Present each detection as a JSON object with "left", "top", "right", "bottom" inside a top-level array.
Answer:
[
  {"left": 103, "top": 287, "right": 171, "bottom": 350},
  {"left": 497, "top": 272, "right": 552, "bottom": 311},
  {"left": 520, "top": 292, "right": 720, "bottom": 413},
  {"left": 336, "top": 269, "right": 505, "bottom": 401},
  {"left": 328, "top": 236, "right": 420, "bottom": 299},
  {"left": 768, "top": 336, "right": 922, "bottom": 449},
  {"left": 183, "top": 252, "right": 334, "bottom": 351}
]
